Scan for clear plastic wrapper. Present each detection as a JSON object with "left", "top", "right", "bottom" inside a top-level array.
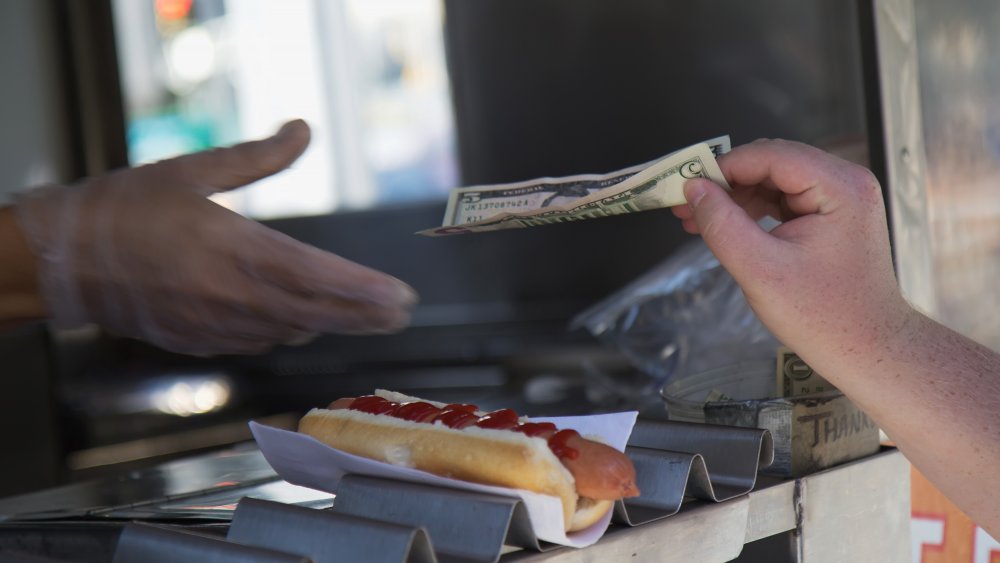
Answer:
[{"left": 571, "top": 232, "right": 779, "bottom": 406}]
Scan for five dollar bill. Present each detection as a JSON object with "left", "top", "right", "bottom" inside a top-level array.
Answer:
[{"left": 417, "top": 136, "right": 731, "bottom": 236}]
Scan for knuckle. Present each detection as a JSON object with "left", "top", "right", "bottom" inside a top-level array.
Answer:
[
  {"left": 848, "top": 166, "right": 883, "bottom": 204},
  {"left": 856, "top": 167, "right": 881, "bottom": 193}
]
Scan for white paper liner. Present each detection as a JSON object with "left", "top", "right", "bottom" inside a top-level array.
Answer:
[{"left": 250, "top": 410, "right": 637, "bottom": 548}]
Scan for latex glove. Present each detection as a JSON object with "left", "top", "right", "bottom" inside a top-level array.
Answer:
[
  {"left": 13, "top": 120, "right": 418, "bottom": 356},
  {"left": 670, "top": 139, "right": 908, "bottom": 368}
]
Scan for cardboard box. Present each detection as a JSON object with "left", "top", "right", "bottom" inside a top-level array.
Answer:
[{"left": 703, "top": 391, "right": 880, "bottom": 476}]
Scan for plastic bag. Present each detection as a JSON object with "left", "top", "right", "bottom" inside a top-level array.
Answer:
[{"left": 571, "top": 232, "right": 778, "bottom": 405}]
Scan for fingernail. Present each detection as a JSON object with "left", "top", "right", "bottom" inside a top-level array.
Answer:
[{"left": 684, "top": 180, "right": 708, "bottom": 208}]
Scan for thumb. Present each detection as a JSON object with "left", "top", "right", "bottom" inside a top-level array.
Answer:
[
  {"left": 168, "top": 119, "right": 312, "bottom": 195},
  {"left": 683, "top": 178, "right": 772, "bottom": 280}
]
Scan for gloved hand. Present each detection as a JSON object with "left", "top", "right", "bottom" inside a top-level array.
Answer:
[{"left": 13, "top": 120, "right": 418, "bottom": 356}]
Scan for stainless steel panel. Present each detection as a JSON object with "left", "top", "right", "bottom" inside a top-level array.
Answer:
[
  {"left": 877, "top": 0, "right": 1000, "bottom": 350},
  {"left": 797, "top": 447, "right": 911, "bottom": 562},
  {"left": 874, "top": 0, "right": 936, "bottom": 313}
]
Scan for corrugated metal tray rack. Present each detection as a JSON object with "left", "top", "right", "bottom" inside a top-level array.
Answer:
[
  {"left": 0, "top": 420, "right": 911, "bottom": 563},
  {"left": 111, "top": 419, "right": 776, "bottom": 563}
]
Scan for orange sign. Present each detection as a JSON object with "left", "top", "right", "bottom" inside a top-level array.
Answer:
[{"left": 911, "top": 466, "right": 1000, "bottom": 563}]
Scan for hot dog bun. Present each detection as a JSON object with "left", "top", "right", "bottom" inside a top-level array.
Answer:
[{"left": 298, "top": 390, "right": 615, "bottom": 531}]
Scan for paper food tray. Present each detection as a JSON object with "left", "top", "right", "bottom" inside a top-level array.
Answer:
[{"left": 250, "top": 410, "right": 637, "bottom": 548}]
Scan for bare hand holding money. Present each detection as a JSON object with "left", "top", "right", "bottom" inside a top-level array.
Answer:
[
  {"left": 673, "top": 138, "right": 1000, "bottom": 539},
  {"left": 418, "top": 137, "right": 730, "bottom": 236}
]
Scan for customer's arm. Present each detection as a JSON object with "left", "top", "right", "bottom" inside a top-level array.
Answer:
[{"left": 674, "top": 139, "right": 1000, "bottom": 537}]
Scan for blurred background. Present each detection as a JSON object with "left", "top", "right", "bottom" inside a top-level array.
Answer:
[{"left": 112, "top": 0, "right": 458, "bottom": 218}]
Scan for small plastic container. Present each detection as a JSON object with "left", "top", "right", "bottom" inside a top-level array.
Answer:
[{"left": 659, "top": 360, "right": 776, "bottom": 422}]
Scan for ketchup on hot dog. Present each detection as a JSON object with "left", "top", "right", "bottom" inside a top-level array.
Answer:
[
  {"left": 320, "top": 392, "right": 639, "bottom": 504},
  {"left": 339, "top": 395, "right": 581, "bottom": 460}
]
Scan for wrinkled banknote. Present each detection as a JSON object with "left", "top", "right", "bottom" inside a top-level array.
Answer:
[
  {"left": 776, "top": 346, "right": 838, "bottom": 397},
  {"left": 416, "top": 136, "right": 731, "bottom": 236}
]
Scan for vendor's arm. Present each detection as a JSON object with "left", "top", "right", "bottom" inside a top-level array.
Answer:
[
  {"left": 7, "top": 120, "right": 417, "bottom": 355},
  {"left": 673, "top": 139, "right": 1000, "bottom": 538},
  {"left": 0, "top": 206, "right": 44, "bottom": 329}
]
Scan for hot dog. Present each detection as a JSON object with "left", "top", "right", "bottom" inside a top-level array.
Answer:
[{"left": 298, "top": 389, "right": 639, "bottom": 532}]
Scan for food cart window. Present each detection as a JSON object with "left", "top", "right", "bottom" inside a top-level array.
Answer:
[{"left": 111, "top": 0, "right": 458, "bottom": 219}]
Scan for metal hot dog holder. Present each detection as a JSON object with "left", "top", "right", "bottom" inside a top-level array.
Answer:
[
  {"left": 106, "top": 418, "right": 774, "bottom": 562},
  {"left": 0, "top": 420, "right": 912, "bottom": 562},
  {"left": 247, "top": 412, "right": 643, "bottom": 549}
]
